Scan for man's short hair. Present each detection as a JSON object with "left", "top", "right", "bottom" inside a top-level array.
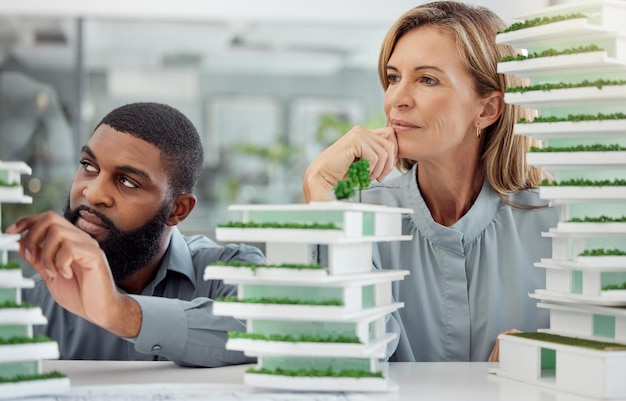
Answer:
[{"left": 96, "top": 102, "right": 203, "bottom": 196}]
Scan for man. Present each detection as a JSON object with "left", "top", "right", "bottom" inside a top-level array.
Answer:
[{"left": 7, "top": 102, "right": 265, "bottom": 367}]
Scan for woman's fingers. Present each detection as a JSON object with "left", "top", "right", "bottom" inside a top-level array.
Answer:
[
  {"left": 361, "top": 127, "right": 397, "bottom": 181},
  {"left": 304, "top": 125, "right": 398, "bottom": 201},
  {"left": 488, "top": 328, "right": 522, "bottom": 362}
]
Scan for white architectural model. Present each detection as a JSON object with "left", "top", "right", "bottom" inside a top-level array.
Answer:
[
  {"left": 0, "top": 161, "right": 69, "bottom": 399},
  {"left": 204, "top": 201, "right": 411, "bottom": 391},
  {"left": 494, "top": 1, "right": 626, "bottom": 399}
]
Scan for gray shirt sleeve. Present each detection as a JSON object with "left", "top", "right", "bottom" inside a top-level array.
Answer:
[
  {"left": 129, "top": 236, "right": 265, "bottom": 367},
  {"left": 130, "top": 295, "right": 254, "bottom": 367}
]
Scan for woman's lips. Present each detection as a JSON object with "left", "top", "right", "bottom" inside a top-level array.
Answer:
[
  {"left": 391, "top": 119, "right": 418, "bottom": 133},
  {"left": 77, "top": 210, "right": 109, "bottom": 237}
]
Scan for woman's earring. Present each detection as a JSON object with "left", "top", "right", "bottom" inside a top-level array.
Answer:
[{"left": 476, "top": 124, "right": 482, "bottom": 139}]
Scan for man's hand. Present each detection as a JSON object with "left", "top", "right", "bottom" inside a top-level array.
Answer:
[
  {"left": 6, "top": 211, "right": 141, "bottom": 338},
  {"left": 303, "top": 126, "right": 397, "bottom": 202}
]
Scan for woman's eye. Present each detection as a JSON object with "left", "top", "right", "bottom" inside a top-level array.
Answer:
[
  {"left": 421, "top": 76, "right": 438, "bottom": 85},
  {"left": 387, "top": 74, "right": 400, "bottom": 83}
]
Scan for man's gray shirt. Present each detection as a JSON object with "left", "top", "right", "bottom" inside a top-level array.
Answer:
[{"left": 23, "top": 227, "right": 265, "bottom": 367}]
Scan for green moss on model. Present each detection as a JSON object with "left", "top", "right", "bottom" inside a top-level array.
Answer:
[
  {"left": 508, "top": 79, "right": 626, "bottom": 93},
  {"left": 510, "top": 332, "right": 626, "bottom": 350},
  {"left": 0, "top": 179, "right": 20, "bottom": 187},
  {"left": 519, "top": 112, "right": 626, "bottom": 123},
  {"left": 0, "top": 262, "right": 20, "bottom": 270},
  {"left": 0, "top": 301, "right": 36, "bottom": 309},
  {"left": 529, "top": 144, "right": 626, "bottom": 152},
  {"left": 603, "top": 282, "right": 626, "bottom": 291},
  {"left": 218, "top": 221, "right": 340, "bottom": 230},
  {"left": 217, "top": 296, "right": 343, "bottom": 306},
  {"left": 228, "top": 331, "right": 361, "bottom": 343},
  {"left": 500, "top": 44, "right": 602, "bottom": 63},
  {"left": 0, "top": 371, "right": 66, "bottom": 384},
  {"left": 0, "top": 335, "right": 52, "bottom": 346},
  {"left": 498, "top": 13, "right": 586, "bottom": 33},
  {"left": 247, "top": 366, "right": 384, "bottom": 378},
  {"left": 211, "top": 260, "right": 324, "bottom": 271},
  {"left": 569, "top": 215, "right": 626, "bottom": 223},
  {"left": 540, "top": 178, "right": 626, "bottom": 186},
  {"left": 579, "top": 248, "right": 626, "bottom": 257}
]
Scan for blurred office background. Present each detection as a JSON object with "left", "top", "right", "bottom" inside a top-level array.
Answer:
[{"left": 0, "top": 0, "right": 554, "bottom": 238}]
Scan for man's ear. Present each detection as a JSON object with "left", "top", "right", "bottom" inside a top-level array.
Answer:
[
  {"left": 478, "top": 91, "right": 504, "bottom": 128},
  {"left": 166, "top": 193, "right": 196, "bottom": 226}
]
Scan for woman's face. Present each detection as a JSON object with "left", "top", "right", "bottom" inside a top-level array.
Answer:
[{"left": 384, "top": 26, "right": 486, "bottom": 164}]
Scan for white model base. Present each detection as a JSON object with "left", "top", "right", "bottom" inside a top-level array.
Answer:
[
  {"left": 0, "top": 307, "right": 48, "bottom": 325},
  {"left": 0, "top": 377, "right": 70, "bottom": 400},
  {"left": 514, "top": 119, "right": 626, "bottom": 140},
  {"left": 496, "top": 334, "right": 626, "bottom": 399},
  {"left": 546, "top": 221, "right": 626, "bottom": 236},
  {"left": 499, "top": 51, "right": 626, "bottom": 80},
  {"left": 527, "top": 151, "right": 626, "bottom": 170},
  {"left": 0, "top": 187, "right": 32, "bottom": 203},
  {"left": 539, "top": 186, "right": 626, "bottom": 203},
  {"left": 228, "top": 333, "right": 396, "bottom": 358},
  {"left": 0, "top": 234, "right": 20, "bottom": 252},
  {"left": 531, "top": 289, "right": 626, "bottom": 307},
  {"left": 0, "top": 269, "right": 34, "bottom": 289},
  {"left": 214, "top": 302, "right": 402, "bottom": 322},
  {"left": 0, "top": 341, "right": 60, "bottom": 362},
  {"left": 217, "top": 228, "right": 411, "bottom": 245},
  {"left": 205, "top": 266, "right": 409, "bottom": 286}
]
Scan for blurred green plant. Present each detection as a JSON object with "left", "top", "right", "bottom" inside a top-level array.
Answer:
[
  {"left": 231, "top": 139, "right": 299, "bottom": 166},
  {"left": 315, "top": 112, "right": 386, "bottom": 147}
]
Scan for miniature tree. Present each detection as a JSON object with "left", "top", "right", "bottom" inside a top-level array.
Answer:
[
  {"left": 334, "top": 178, "right": 355, "bottom": 200},
  {"left": 348, "top": 159, "right": 372, "bottom": 202},
  {"left": 334, "top": 159, "right": 371, "bottom": 202}
]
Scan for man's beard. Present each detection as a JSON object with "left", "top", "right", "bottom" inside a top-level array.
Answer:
[{"left": 64, "top": 200, "right": 171, "bottom": 282}]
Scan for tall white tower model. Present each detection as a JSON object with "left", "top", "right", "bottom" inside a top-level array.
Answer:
[
  {"left": 494, "top": 1, "right": 626, "bottom": 399},
  {"left": 204, "top": 201, "right": 411, "bottom": 391},
  {"left": 0, "top": 161, "right": 69, "bottom": 399}
]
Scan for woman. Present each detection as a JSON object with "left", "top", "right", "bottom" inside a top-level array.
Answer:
[{"left": 302, "top": 1, "right": 559, "bottom": 362}]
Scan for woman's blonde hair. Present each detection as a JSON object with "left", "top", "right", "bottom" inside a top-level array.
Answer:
[{"left": 378, "top": 1, "right": 546, "bottom": 202}]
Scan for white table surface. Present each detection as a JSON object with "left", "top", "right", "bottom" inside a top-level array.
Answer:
[{"left": 36, "top": 360, "right": 611, "bottom": 401}]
